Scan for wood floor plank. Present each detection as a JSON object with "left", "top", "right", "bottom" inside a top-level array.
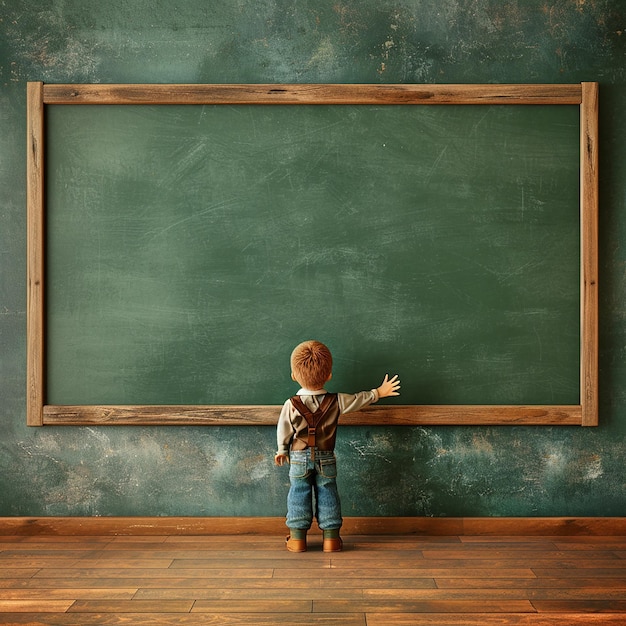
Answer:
[
  {"left": 60, "top": 558, "right": 175, "bottom": 568},
  {"left": 362, "top": 589, "right": 536, "bottom": 600},
  {"left": 33, "top": 567, "right": 275, "bottom": 579},
  {"left": 0, "top": 545, "right": 105, "bottom": 553},
  {"left": 362, "top": 587, "right": 626, "bottom": 601},
  {"left": 68, "top": 599, "right": 194, "bottom": 613},
  {"left": 96, "top": 548, "right": 326, "bottom": 559},
  {"left": 350, "top": 535, "right": 461, "bottom": 543},
  {"left": 532, "top": 600, "right": 626, "bottom": 613},
  {"left": 0, "top": 613, "right": 366, "bottom": 625},
  {"left": 554, "top": 536, "right": 626, "bottom": 544},
  {"left": 0, "top": 569, "right": 40, "bottom": 580},
  {"left": 273, "top": 567, "right": 538, "bottom": 579},
  {"left": 135, "top": 587, "right": 364, "bottom": 600},
  {"left": 168, "top": 557, "right": 333, "bottom": 569},
  {"left": 437, "top": 540, "right": 561, "bottom": 548},
  {"left": 12, "top": 555, "right": 173, "bottom": 568},
  {"left": 0, "top": 589, "right": 136, "bottom": 600},
  {"left": 420, "top": 549, "right": 619, "bottom": 560},
  {"left": 366, "top": 614, "right": 626, "bottom": 625},
  {"left": 0, "top": 599, "right": 74, "bottom": 612},
  {"left": 191, "top": 599, "right": 312, "bottom": 613},
  {"left": 10, "top": 541, "right": 109, "bottom": 551},
  {"left": 313, "top": 599, "right": 537, "bottom": 613},
  {"left": 339, "top": 541, "right": 461, "bottom": 552},
  {"left": 330, "top": 557, "right": 624, "bottom": 569},
  {"left": 0, "top": 558, "right": 82, "bottom": 568},
  {"left": 161, "top": 535, "right": 287, "bottom": 544},
  {"left": 0, "top": 570, "right": 300, "bottom": 589},
  {"left": 527, "top": 590, "right": 626, "bottom": 601},
  {"left": 459, "top": 536, "right": 561, "bottom": 543},
  {"left": 437, "top": 577, "right": 626, "bottom": 589},
  {"left": 129, "top": 587, "right": 625, "bottom": 603},
  {"left": 554, "top": 542, "right": 626, "bottom": 551},
  {"left": 20, "top": 536, "right": 115, "bottom": 544},
  {"left": 328, "top": 552, "right": 427, "bottom": 566},
  {"left": 320, "top": 578, "right": 437, "bottom": 589},
  {"left": 532, "top": 568, "right": 626, "bottom": 578},
  {"left": 110, "top": 536, "right": 169, "bottom": 543}
]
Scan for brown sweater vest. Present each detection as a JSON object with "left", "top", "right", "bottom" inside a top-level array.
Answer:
[{"left": 289, "top": 393, "right": 338, "bottom": 461}]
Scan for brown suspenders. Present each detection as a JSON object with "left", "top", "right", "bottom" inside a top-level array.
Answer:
[{"left": 289, "top": 393, "right": 338, "bottom": 461}]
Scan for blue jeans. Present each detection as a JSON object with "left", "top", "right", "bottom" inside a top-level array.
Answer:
[{"left": 286, "top": 449, "right": 342, "bottom": 531}]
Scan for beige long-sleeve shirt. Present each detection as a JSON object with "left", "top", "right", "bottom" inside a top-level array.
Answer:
[{"left": 276, "top": 387, "right": 380, "bottom": 456}]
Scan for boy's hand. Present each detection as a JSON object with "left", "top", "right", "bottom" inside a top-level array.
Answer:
[
  {"left": 274, "top": 453, "right": 289, "bottom": 466},
  {"left": 377, "top": 374, "right": 401, "bottom": 399}
]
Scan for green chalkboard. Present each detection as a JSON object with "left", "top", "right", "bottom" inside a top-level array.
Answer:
[{"left": 44, "top": 102, "right": 580, "bottom": 408}]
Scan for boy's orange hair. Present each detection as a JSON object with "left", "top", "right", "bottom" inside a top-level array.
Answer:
[{"left": 291, "top": 340, "right": 333, "bottom": 390}]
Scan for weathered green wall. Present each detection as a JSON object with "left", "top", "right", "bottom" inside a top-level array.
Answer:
[{"left": 1, "top": 0, "right": 625, "bottom": 518}]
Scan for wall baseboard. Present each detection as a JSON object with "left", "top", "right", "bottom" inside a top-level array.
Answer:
[{"left": 0, "top": 517, "right": 624, "bottom": 536}]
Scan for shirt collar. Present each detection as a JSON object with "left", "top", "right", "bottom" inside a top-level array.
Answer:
[{"left": 297, "top": 388, "right": 328, "bottom": 396}]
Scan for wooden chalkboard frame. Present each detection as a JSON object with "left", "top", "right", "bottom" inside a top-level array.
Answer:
[{"left": 26, "top": 82, "right": 599, "bottom": 427}]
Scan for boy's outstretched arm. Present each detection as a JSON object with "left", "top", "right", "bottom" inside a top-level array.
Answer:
[{"left": 377, "top": 374, "right": 401, "bottom": 399}]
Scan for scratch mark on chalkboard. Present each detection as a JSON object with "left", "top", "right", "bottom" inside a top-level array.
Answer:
[
  {"left": 533, "top": 325, "right": 543, "bottom": 361},
  {"left": 469, "top": 108, "right": 492, "bottom": 136},
  {"left": 347, "top": 436, "right": 393, "bottom": 464},
  {"left": 446, "top": 250, "right": 544, "bottom": 285},
  {"left": 161, "top": 140, "right": 210, "bottom": 185},
  {"left": 424, "top": 145, "right": 448, "bottom": 186},
  {"left": 140, "top": 199, "right": 234, "bottom": 240}
]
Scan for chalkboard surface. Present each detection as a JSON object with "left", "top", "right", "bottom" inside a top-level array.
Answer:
[{"left": 44, "top": 103, "right": 580, "bottom": 407}]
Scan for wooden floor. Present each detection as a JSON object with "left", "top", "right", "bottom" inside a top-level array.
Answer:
[{"left": 0, "top": 533, "right": 625, "bottom": 625}]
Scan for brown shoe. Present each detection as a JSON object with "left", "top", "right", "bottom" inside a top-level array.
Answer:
[
  {"left": 323, "top": 537, "right": 343, "bottom": 552},
  {"left": 286, "top": 536, "right": 307, "bottom": 552}
]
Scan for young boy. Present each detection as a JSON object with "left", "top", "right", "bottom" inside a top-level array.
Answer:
[{"left": 274, "top": 340, "right": 400, "bottom": 552}]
